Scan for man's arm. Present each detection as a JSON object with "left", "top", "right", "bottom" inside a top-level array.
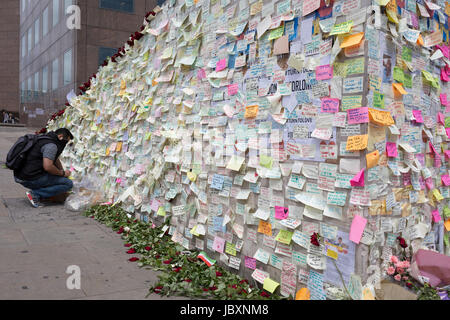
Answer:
[
  {"left": 54, "top": 158, "right": 63, "bottom": 170},
  {"left": 43, "top": 158, "right": 65, "bottom": 176}
]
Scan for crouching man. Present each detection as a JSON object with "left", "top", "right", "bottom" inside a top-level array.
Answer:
[{"left": 14, "top": 128, "right": 74, "bottom": 208}]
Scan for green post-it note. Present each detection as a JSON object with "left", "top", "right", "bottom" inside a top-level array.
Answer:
[
  {"left": 275, "top": 229, "right": 294, "bottom": 245},
  {"left": 268, "top": 25, "right": 284, "bottom": 40},
  {"left": 403, "top": 73, "right": 412, "bottom": 88},
  {"left": 393, "top": 67, "right": 404, "bottom": 83},
  {"left": 402, "top": 47, "right": 412, "bottom": 62},
  {"left": 259, "top": 154, "right": 273, "bottom": 169},
  {"left": 373, "top": 91, "right": 385, "bottom": 109},
  {"left": 444, "top": 206, "right": 450, "bottom": 218},
  {"left": 263, "top": 277, "right": 280, "bottom": 293}
]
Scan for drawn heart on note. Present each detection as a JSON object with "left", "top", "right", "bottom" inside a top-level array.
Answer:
[{"left": 320, "top": 141, "right": 337, "bottom": 159}]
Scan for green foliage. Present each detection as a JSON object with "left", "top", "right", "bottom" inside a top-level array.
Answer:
[{"left": 84, "top": 204, "right": 286, "bottom": 300}]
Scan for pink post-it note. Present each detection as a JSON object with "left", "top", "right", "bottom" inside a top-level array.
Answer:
[
  {"left": 350, "top": 168, "right": 365, "bottom": 187},
  {"left": 349, "top": 214, "right": 367, "bottom": 244},
  {"left": 216, "top": 58, "right": 227, "bottom": 72},
  {"left": 432, "top": 210, "right": 442, "bottom": 223},
  {"left": 442, "top": 174, "right": 450, "bottom": 186},
  {"left": 440, "top": 94, "right": 448, "bottom": 106},
  {"left": 412, "top": 110, "right": 423, "bottom": 123},
  {"left": 228, "top": 83, "right": 239, "bottom": 96},
  {"left": 442, "top": 69, "right": 449, "bottom": 82},
  {"left": 150, "top": 199, "right": 160, "bottom": 212},
  {"left": 321, "top": 97, "right": 340, "bottom": 113},
  {"left": 386, "top": 142, "right": 398, "bottom": 157},
  {"left": 446, "top": 127, "right": 450, "bottom": 139},
  {"left": 212, "top": 236, "right": 226, "bottom": 253},
  {"left": 275, "top": 206, "right": 289, "bottom": 220},
  {"left": 245, "top": 256, "right": 257, "bottom": 270},
  {"left": 437, "top": 112, "right": 445, "bottom": 125},
  {"left": 197, "top": 68, "right": 206, "bottom": 80},
  {"left": 347, "top": 107, "right": 369, "bottom": 125},
  {"left": 316, "top": 64, "right": 333, "bottom": 80},
  {"left": 425, "top": 177, "right": 434, "bottom": 190},
  {"left": 445, "top": 150, "right": 450, "bottom": 159}
]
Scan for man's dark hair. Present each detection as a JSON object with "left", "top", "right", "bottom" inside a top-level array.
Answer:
[{"left": 55, "top": 128, "right": 74, "bottom": 140}]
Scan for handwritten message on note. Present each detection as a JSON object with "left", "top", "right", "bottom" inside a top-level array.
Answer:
[
  {"left": 321, "top": 98, "right": 340, "bottom": 113},
  {"left": 275, "top": 206, "right": 289, "bottom": 220},
  {"left": 346, "top": 134, "right": 368, "bottom": 151},
  {"left": 316, "top": 64, "right": 333, "bottom": 80},
  {"left": 347, "top": 107, "right": 369, "bottom": 124}
]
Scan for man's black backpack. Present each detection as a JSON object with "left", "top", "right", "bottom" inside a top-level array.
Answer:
[{"left": 6, "top": 134, "right": 49, "bottom": 171}]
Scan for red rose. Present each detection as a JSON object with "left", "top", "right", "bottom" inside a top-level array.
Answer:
[
  {"left": 216, "top": 271, "right": 222, "bottom": 277},
  {"left": 126, "top": 248, "right": 136, "bottom": 254},
  {"left": 155, "top": 254, "right": 161, "bottom": 259},
  {"left": 209, "top": 286, "right": 218, "bottom": 291},
  {"left": 240, "top": 279, "right": 249, "bottom": 284},
  {"left": 144, "top": 246, "right": 152, "bottom": 251},
  {"left": 154, "top": 286, "right": 163, "bottom": 293},
  {"left": 173, "top": 267, "right": 182, "bottom": 273},
  {"left": 184, "top": 279, "right": 192, "bottom": 283},
  {"left": 163, "top": 258, "right": 173, "bottom": 264},
  {"left": 260, "top": 291, "right": 270, "bottom": 298},
  {"left": 239, "top": 289, "right": 247, "bottom": 295},
  {"left": 406, "top": 282, "right": 412, "bottom": 288},
  {"left": 128, "top": 257, "right": 139, "bottom": 262},
  {"left": 202, "top": 288, "right": 209, "bottom": 292},
  {"left": 397, "top": 236, "right": 408, "bottom": 248},
  {"left": 310, "top": 233, "right": 321, "bottom": 247},
  {"left": 232, "top": 284, "right": 237, "bottom": 289}
]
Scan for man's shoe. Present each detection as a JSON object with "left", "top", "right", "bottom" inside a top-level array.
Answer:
[{"left": 26, "top": 191, "right": 40, "bottom": 208}]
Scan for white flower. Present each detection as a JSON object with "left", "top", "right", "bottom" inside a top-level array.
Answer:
[
  {"left": 124, "top": 226, "right": 130, "bottom": 232},
  {"left": 126, "top": 214, "right": 132, "bottom": 219}
]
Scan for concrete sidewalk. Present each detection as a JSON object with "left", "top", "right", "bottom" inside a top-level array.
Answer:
[{"left": 0, "top": 127, "right": 186, "bottom": 300}]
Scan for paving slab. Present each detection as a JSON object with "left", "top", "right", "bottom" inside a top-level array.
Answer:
[{"left": 0, "top": 127, "right": 187, "bottom": 300}]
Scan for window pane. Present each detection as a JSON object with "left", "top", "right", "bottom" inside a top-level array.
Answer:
[
  {"left": 43, "top": 7, "right": 49, "bottom": 36},
  {"left": 35, "top": 18, "right": 40, "bottom": 46},
  {"left": 99, "top": 0, "right": 134, "bottom": 13},
  {"left": 64, "top": 49, "right": 72, "bottom": 85},
  {"left": 64, "top": 0, "right": 72, "bottom": 13},
  {"left": 21, "top": 35, "right": 26, "bottom": 57},
  {"left": 27, "top": 27, "right": 32, "bottom": 52},
  {"left": 52, "top": 58, "right": 59, "bottom": 90},
  {"left": 98, "top": 47, "right": 117, "bottom": 66},
  {"left": 53, "top": 0, "right": 60, "bottom": 27},
  {"left": 42, "top": 66, "right": 48, "bottom": 93},
  {"left": 34, "top": 72, "right": 39, "bottom": 92}
]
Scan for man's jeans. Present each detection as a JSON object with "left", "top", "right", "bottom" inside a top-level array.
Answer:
[{"left": 16, "top": 174, "right": 73, "bottom": 201}]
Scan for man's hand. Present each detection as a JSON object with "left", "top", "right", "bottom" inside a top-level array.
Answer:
[{"left": 63, "top": 170, "right": 71, "bottom": 177}]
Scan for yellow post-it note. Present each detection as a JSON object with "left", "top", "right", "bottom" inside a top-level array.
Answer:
[
  {"left": 225, "top": 242, "right": 237, "bottom": 256},
  {"left": 105, "top": 147, "right": 110, "bottom": 156},
  {"left": 432, "top": 189, "right": 444, "bottom": 201},
  {"left": 258, "top": 220, "right": 272, "bottom": 236},
  {"left": 346, "top": 134, "right": 368, "bottom": 151},
  {"left": 340, "top": 32, "right": 365, "bottom": 48},
  {"left": 368, "top": 108, "right": 395, "bottom": 126},
  {"left": 187, "top": 171, "right": 197, "bottom": 182},
  {"left": 263, "top": 277, "right": 279, "bottom": 293},
  {"left": 116, "top": 142, "right": 123, "bottom": 152},
  {"left": 366, "top": 150, "right": 380, "bottom": 169},
  {"left": 245, "top": 105, "right": 259, "bottom": 118},
  {"left": 190, "top": 225, "right": 200, "bottom": 236},
  {"left": 157, "top": 206, "right": 166, "bottom": 216},
  {"left": 392, "top": 83, "right": 407, "bottom": 95},
  {"left": 275, "top": 229, "right": 293, "bottom": 245},
  {"left": 259, "top": 154, "right": 273, "bottom": 169},
  {"left": 226, "top": 155, "right": 245, "bottom": 171},
  {"left": 296, "top": 288, "right": 310, "bottom": 300}
]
